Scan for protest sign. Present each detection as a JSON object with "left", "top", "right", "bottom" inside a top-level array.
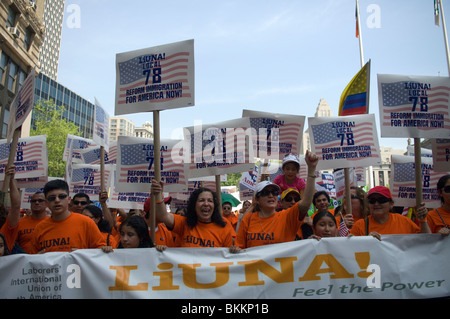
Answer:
[
  {"left": 63, "top": 135, "right": 97, "bottom": 163},
  {"left": 116, "top": 136, "right": 187, "bottom": 193},
  {"left": 391, "top": 155, "right": 449, "bottom": 208},
  {"left": 182, "top": 118, "right": 255, "bottom": 178},
  {"left": 93, "top": 98, "right": 110, "bottom": 152},
  {"left": 377, "top": 74, "right": 450, "bottom": 138},
  {"left": 0, "top": 235, "right": 449, "bottom": 299},
  {"left": 6, "top": 68, "right": 35, "bottom": 142},
  {"left": 431, "top": 139, "right": 450, "bottom": 172},
  {"left": 0, "top": 135, "right": 47, "bottom": 180},
  {"left": 115, "top": 39, "right": 194, "bottom": 114},
  {"left": 308, "top": 114, "right": 381, "bottom": 170},
  {"left": 69, "top": 164, "right": 112, "bottom": 198},
  {"left": 242, "top": 109, "right": 305, "bottom": 160}
]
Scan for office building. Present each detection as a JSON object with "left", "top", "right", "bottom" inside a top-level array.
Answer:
[{"left": 109, "top": 116, "right": 135, "bottom": 142}]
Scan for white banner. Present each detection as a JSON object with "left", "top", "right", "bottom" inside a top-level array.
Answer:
[
  {"left": 0, "top": 235, "right": 449, "bottom": 299},
  {"left": 377, "top": 74, "right": 450, "bottom": 138},
  {"left": 391, "top": 155, "right": 449, "bottom": 208},
  {"left": 115, "top": 39, "right": 195, "bottom": 114},
  {"left": 308, "top": 114, "right": 381, "bottom": 170},
  {"left": 242, "top": 109, "right": 305, "bottom": 160}
]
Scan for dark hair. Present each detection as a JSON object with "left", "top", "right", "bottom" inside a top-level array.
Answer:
[
  {"left": 83, "top": 205, "right": 111, "bottom": 233},
  {"left": 313, "top": 210, "right": 337, "bottom": 227},
  {"left": 0, "top": 232, "right": 11, "bottom": 256},
  {"left": 186, "top": 188, "right": 226, "bottom": 228},
  {"left": 43, "top": 179, "right": 69, "bottom": 196},
  {"left": 437, "top": 174, "right": 450, "bottom": 204},
  {"left": 118, "top": 215, "right": 154, "bottom": 248},
  {"left": 73, "top": 193, "right": 91, "bottom": 203},
  {"left": 313, "top": 191, "right": 330, "bottom": 204}
]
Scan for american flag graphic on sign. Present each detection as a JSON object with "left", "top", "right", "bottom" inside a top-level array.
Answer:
[
  {"left": 69, "top": 164, "right": 112, "bottom": 197},
  {"left": 93, "top": 99, "right": 110, "bottom": 150}
]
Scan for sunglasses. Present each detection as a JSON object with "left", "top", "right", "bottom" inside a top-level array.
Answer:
[
  {"left": 73, "top": 200, "right": 88, "bottom": 205},
  {"left": 30, "top": 199, "right": 45, "bottom": 203},
  {"left": 222, "top": 206, "right": 232, "bottom": 210},
  {"left": 258, "top": 189, "right": 279, "bottom": 197},
  {"left": 47, "top": 193, "right": 68, "bottom": 202},
  {"left": 284, "top": 196, "right": 300, "bottom": 202},
  {"left": 442, "top": 186, "right": 450, "bottom": 193},
  {"left": 368, "top": 197, "right": 391, "bottom": 204}
]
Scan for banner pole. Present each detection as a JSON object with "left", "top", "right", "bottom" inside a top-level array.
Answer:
[
  {"left": 216, "top": 175, "right": 222, "bottom": 217},
  {"left": 1, "top": 127, "right": 21, "bottom": 196},
  {"left": 100, "top": 146, "right": 105, "bottom": 192},
  {"left": 438, "top": 0, "right": 450, "bottom": 75}
]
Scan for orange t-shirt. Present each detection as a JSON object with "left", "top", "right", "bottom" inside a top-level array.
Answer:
[
  {"left": 223, "top": 213, "right": 239, "bottom": 230},
  {"left": 0, "top": 219, "right": 19, "bottom": 253},
  {"left": 171, "top": 214, "right": 236, "bottom": 248},
  {"left": 150, "top": 223, "right": 177, "bottom": 247},
  {"left": 350, "top": 213, "right": 420, "bottom": 236},
  {"left": 31, "top": 212, "right": 107, "bottom": 253},
  {"left": 427, "top": 207, "right": 450, "bottom": 233},
  {"left": 236, "top": 204, "right": 303, "bottom": 249},
  {"left": 15, "top": 215, "right": 50, "bottom": 253}
]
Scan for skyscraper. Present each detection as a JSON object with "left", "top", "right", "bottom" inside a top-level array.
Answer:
[{"left": 38, "top": 0, "right": 65, "bottom": 80}]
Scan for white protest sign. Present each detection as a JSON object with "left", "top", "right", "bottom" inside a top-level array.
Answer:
[
  {"left": 69, "top": 164, "right": 112, "bottom": 198},
  {"left": 308, "top": 114, "right": 381, "bottom": 170},
  {"left": 7, "top": 68, "right": 35, "bottom": 142},
  {"left": 93, "top": 98, "right": 110, "bottom": 151},
  {"left": 242, "top": 109, "right": 305, "bottom": 160},
  {"left": 391, "top": 155, "right": 449, "bottom": 208},
  {"left": 63, "top": 134, "right": 97, "bottom": 163},
  {"left": 115, "top": 39, "right": 195, "bottom": 114},
  {"left": 377, "top": 74, "right": 450, "bottom": 138},
  {"left": 182, "top": 118, "right": 255, "bottom": 178},
  {"left": 431, "top": 139, "right": 450, "bottom": 172},
  {"left": 0, "top": 135, "right": 47, "bottom": 180},
  {"left": 116, "top": 136, "right": 188, "bottom": 193}
]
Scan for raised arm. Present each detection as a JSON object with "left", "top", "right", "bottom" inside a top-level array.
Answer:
[
  {"left": 150, "top": 179, "right": 174, "bottom": 229},
  {"left": 5, "top": 165, "right": 21, "bottom": 227},
  {"left": 99, "top": 190, "right": 115, "bottom": 231},
  {"left": 297, "top": 150, "right": 319, "bottom": 220}
]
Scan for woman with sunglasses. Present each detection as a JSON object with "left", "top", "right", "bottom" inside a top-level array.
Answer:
[
  {"left": 235, "top": 150, "right": 319, "bottom": 249},
  {"left": 334, "top": 186, "right": 368, "bottom": 230},
  {"left": 349, "top": 186, "right": 430, "bottom": 239},
  {"left": 426, "top": 175, "right": 450, "bottom": 237}
]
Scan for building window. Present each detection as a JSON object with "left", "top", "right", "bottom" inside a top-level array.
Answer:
[
  {"left": 18, "top": 70, "right": 26, "bottom": 92},
  {"left": 7, "top": 61, "right": 18, "bottom": 92},
  {"left": 2, "top": 108, "right": 9, "bottom": 137},
  {"left": 6, "top": 7, "right": 16, "bottom": 28},
  {"left": 23, "top": 28, "right": 33, "bottom": 51},
  {"left": 0, "top": 53, "right": 7, "bottom": 85},
  {"left": 378, "top": 171, "right": 385, "bottom": 186}
]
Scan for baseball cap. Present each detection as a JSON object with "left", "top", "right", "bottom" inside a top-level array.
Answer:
[
  {"left": 255, "top": 181, "right": 280, "bottom": 194},
  {"left": 282, "top": 153, "right": 300, "bottom": 169},
  {"left": 143, "top": 196, "right": 172, "bottom": 213},
  {"left": 280, "top": 188, "right": 300, "bottom": 201},
  {"left": 367, "top": 186, "right": 392, "bottom": 200}
]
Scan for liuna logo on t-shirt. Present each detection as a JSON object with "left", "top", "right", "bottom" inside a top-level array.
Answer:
[{"left": 40, "top": 237, "right": 71, "bottom": 249}]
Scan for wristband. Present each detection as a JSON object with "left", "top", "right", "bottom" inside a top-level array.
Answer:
[
  {"left": 155, "top": 200, "right": 163, "bottom": 204},
  {"left": 308, "top": 175, "right": 316, "bottom": 178},
  {"left": 418, "top": 217, "right": 427, "bottom": 223}
]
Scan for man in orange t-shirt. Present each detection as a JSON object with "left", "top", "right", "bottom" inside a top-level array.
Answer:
[
  {"left": 222, "top": 201, "right": 239, "bottom": 230},
  {"left": 30, "top": 179, "right": 106, "bottom": 253},
  {"left": 350, "top": 186, "right": 430, "bottom": 237}
]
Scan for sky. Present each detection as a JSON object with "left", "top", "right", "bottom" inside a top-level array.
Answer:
[{"left": 56, "top": 0, "right": 449, "bottom": 151}]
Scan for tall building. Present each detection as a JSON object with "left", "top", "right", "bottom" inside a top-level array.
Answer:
[
  {"left": 0, "top": 0, "right": 45, "bottom": 139},
  {"left": 33, "top": 72, "right": 95, "bottom": 138},
  {"left": 109, "top": 116, "right": 135, "bottom": 142},
  {"left": 38, "top": 0, "right": 64, "bottom": 80},
  {"left": 135, "top": 121, "right": 153, "bottom": 139}
]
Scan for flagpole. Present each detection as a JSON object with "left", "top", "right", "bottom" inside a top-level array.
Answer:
[
  {"left": 438, "top": 0, "right": 450, "bottom": 74},
  {"left": 356, "top": 0, "right": 364, "bottom": 68}
]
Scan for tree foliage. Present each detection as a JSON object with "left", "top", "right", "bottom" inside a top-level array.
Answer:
[{"left": 30, "top": 99, "right": 81, "bottom": 177}]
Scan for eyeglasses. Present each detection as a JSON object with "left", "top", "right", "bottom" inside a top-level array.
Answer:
[
  {"left": 222, "top": 206, "right": 232, "bottom": 210},
  {"left": 258, "top": 189, "right": 279, "bottom": 197},
  {"left": 284, "top": 196, "right": 300, "bottom": 202},
  {"left": 73, "top": 200, "right": 88, "bottom": 205},
  {"left": 368, "top": 197, "right": 391, "bottom": 204},
  {"left": 46, "top": 193, "right": 68, "bottom": 202},
  {"left": 442, "top": 186, "right": 450, "bottom": 193},
  {"left": 30, "top": 199, "right": 45, "bottom": 203}
]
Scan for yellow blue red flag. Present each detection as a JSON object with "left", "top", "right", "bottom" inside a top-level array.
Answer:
[{"left": 338, "top": 60, "right": 370, "bottom": 116}]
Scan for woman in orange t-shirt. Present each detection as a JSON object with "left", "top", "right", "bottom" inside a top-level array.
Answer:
[
  {"left": 427, "top": 175, "right": 450, "bottom": 237},
  {"left": 151, "top": 181, "right": 236, "bottom": 249},
  {"left": 236, "top": 150, "right": 319, "bottom": 249}
]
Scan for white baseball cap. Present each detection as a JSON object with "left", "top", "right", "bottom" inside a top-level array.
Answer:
[
  {"left": 255, "top": 181, "right": 280, "bottom": 194},
  {"left": 282, "top": 153, "right": 300, "bottom": 169}
]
